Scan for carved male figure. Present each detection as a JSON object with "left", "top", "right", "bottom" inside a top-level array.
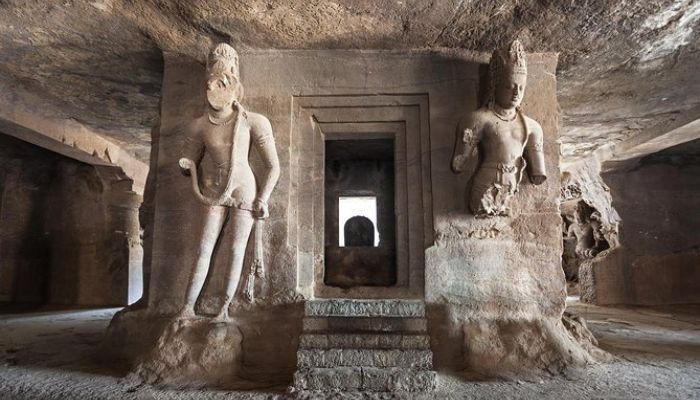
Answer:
[
  {"left": 178, "top": 43, "right": 280, "bottom": 321},
  {"left": 452, "top": 40, "right": 546, "bottom": 217}
]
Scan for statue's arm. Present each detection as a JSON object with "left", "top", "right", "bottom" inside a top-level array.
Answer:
[
  {"left": 179, "top": 119, "right": 203, "bottom": 172},
  {"left": 451, "top": 114, "right": 481, "bottom": 173},
  {"left": 524, "top": 119, "right": 546, "bottom": 185},
  {"left": 250, "top": 113, "right": 281, "bottom": 206}
]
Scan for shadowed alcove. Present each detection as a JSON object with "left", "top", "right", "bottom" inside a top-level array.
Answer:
[{"left": 324, "top": 138, "right": 396, "bottom": 288}]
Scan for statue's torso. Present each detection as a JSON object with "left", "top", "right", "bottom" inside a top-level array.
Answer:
[
  {"left": 469, "top": 109, "right": 531, "bottom": 216},
  {"left": 478, "top": 111, "right": 527, "bottom": 165},
  {"left": 197, "top": 115, "right": 256, "bottom": 205}
]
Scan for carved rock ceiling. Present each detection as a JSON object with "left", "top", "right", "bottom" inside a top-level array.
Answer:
[{"left": 1, "top": 0, "right": 698, "bottom": 162}]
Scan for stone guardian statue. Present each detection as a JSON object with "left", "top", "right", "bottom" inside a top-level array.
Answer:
[
  {"left": 177, "top": 43, "right": 280, "bottom": 321},
  {"left": 452, "top": 40, "right": 546, "bottom": 217}
]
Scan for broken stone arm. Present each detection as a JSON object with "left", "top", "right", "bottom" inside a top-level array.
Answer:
[
  {"left": 250, "top": 114, "right": 280, "bottom": 219},
  {"left": 452, "top": 116, "right": 481, "bottom": 173},
  {"left": 524, "top": 122, "right": 546, "bottom": 185}
]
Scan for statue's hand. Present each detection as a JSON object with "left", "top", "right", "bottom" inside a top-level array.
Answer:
[
  {"left": 179, "top": 158, "right": 194, "bottom": 170},
  {"left": 178, "top": 158, "right": 195, "bottom": 172},
  {"left": 531, "top": 175, "right": 546, "bottom": 185},
  {"left": 253, "top": 198, "right": 269, "bottom": 219},
  {"left": 452, "top": 154, "right": 466, "bottom": 173}
]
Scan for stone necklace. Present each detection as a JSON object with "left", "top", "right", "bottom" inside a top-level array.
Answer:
[
  {"left": 208, "top": 110, "right": 236, "bottom": 126},
  {"left": 490, "top": 105, "right": 517, "bottom": 122}
]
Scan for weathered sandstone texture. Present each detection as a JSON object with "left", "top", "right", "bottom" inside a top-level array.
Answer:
[
  {"left": 580, "top": 139, "right": 700, "bottom": 305},
  {"left": 106, "top": 49, "right": 603, "bottom": 387},
  {"left": 451, "top": 40, "right": 547, "bottom": 218},
  {"left": 131, "top": 319, "right": 242, "bottom": 388},
  {"left": 0, "top": 133, "right": 142, "bottom": 306},
  {"left": 560, "top": 160, "right": 621, "bottom": 281},
  {"left": 427, "top": 52, "right": 605, "bottom": 376},
  {"left": 2, "top": 1, "right": 699, "bottom": 165}
]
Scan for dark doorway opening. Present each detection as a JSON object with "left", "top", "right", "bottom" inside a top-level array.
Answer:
[
  {"left": 0, "top": 133, "right": 141, "bottom": 309},
  {"left": 324, "top": 138, "right": 396, "bottom": 288}
]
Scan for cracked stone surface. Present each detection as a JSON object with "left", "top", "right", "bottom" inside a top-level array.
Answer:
[{"left": 1, "top": 0, "right": 698, "bottom": 162}]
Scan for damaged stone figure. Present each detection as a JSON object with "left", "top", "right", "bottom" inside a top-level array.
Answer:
[
  {"left": 452, "top": 39, "right": 546, "bottom": 217},
  {"left": 178, "top": 43, "right": 280, "bottom": 321}
]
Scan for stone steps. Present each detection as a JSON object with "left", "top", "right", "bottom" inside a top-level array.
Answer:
[
  {"left": 305, "top": 299, "right": 426, "bottom": 318},
  {"left": 293, "top": 299, "right": 437, "bottom": 393},
  {"left": 294, "top": 367, "right": 437, "bottom": 392},
  {"left": 297, "top": 348, "right": 433, "bottom": 368},
  {"left": 303, "top": 316, "right": 427, "bottom": 333},
  {"left": 300, "top": 332, "right": 430, "bottom": 349}
]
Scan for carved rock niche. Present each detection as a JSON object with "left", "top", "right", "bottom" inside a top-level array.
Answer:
[{"left": 104, "top": 48, "right": 605, "bottom": 389}]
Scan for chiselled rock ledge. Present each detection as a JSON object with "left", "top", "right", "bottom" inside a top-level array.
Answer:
[
  {"left": 302, "top": 316, "right": 427, "bottom": 333},
  {"left": 305, "top": 299, "right": 426, "bottom": 318},
  {"left": 297, "top": 348, "right": 433, "bottom": 369},
  {"left": 300, "top": 333, "right": 430, "bottom": 350},
  {"left": 294, "top": 367, "right": 437, "bottom": 392}
]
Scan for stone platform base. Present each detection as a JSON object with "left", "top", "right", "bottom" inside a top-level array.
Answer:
[
  {"left": 460, "top": 312, "right": 612, "bottom": 377},
  {"left": 293, "top": 299, "right": 437, "bottom": 393},
  {"left": 104, "top": 308, "right": 242, "bottom": 388}
]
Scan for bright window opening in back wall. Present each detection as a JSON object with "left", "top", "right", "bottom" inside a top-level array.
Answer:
[{"left": 338, "top": 196, "right": 379, "bottom": 247}]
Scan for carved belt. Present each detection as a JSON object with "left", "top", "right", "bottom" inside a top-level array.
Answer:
[
  {"left": 480, "top": 161, "right": 520, "bottom": 173},
  {"left": 480, "top": 159, "right": 527, "bottom": 189}
]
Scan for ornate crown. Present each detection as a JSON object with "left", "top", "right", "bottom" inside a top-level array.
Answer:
[
  {"left": 207, "top": 43, "right": 240, "bottom": 80},
  {"left": 490, "top": 39, "right": 528, "bottom": 78}
]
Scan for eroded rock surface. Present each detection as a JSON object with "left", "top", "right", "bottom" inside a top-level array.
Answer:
[
  {"left": 579, "top": 140, "right": 700, "bottom": 305},
  {"left": 1, "top": 1, "right": 698, "bottom": 162},
  {"left": 560, "top": 161, "right": 621, "bottom": 281},
  {"left": 105, "top": 309, "right": 243, "bottom": 388}
]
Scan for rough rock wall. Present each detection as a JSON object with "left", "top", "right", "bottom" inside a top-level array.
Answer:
[
  {"left": 425, "top": 54, "right": 601, "bottom": 375},
  {"left": 580, "top": 139, "right": 700, "bottom": 305},
  {"left": 0, "top": 133, "right": 141, "bottom": 306},
  {"left": 0, "top": 134, "right": 53, "bottom": 303},
  {"left": 2, "top": 1, "right": 700, "bottom": 165},
  {"left": 560, "top": 160, "right": 621, "bottom": 281}
]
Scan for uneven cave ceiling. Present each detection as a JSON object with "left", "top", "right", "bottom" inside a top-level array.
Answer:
[{"left": 1, "top": 0, "right": 698, "bottom": 162}]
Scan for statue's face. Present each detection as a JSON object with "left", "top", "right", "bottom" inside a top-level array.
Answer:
[
  {"left": 206, "top": 74, "right": 237, "bottom": 111},
  {"left": 495, "top": 70, "right": 527, "bottom": 110}
]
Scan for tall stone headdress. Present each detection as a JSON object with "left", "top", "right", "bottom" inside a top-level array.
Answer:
[
  {"left": 487, "top": 39, "right": 528, "bottom": 107},
  {"left": 206, "top": 43, "right": 244, "bottom": 100}
]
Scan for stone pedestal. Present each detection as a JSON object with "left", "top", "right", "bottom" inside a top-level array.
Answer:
[
  {"left": 294, "top": 299, "right": 437, "bottom": 393},
  {"left": 105, "top": 310, "right": 243, "bottom": 388}
]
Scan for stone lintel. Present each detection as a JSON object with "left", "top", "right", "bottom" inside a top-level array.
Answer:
[{"left": 0, "top": 112, "right": 148, "bottom": 194}]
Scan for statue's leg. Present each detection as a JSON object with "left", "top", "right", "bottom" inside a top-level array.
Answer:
[
  {"left": 212, "top": 208, "right": 255, "bottom": 322},
  {"left": 178, "top": 205, "right": 227, "bottom": 318}
]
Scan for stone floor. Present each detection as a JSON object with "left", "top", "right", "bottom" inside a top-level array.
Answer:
[{"left": 0, "top": 299, "right": 699, "bottom": 399}]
